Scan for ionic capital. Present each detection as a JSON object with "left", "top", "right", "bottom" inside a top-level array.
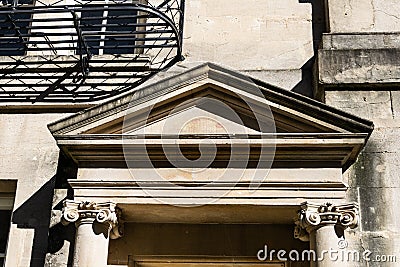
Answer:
[
  {"left": 61, "top": 200, "right": 123, "bottom": 239},
  {"left": 294, "top": 202, "right": 359, "bottom": 241}
]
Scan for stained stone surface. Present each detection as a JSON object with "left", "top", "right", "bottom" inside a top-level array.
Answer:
[
  {"left": 328, "top": 0, "right": 400, "bottom": 33},
  {"left": 326, "top": 90, "right": 400, "bottom": 266}
]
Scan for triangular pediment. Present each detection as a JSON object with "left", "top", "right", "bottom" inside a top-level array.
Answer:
[
  {"left": 49, "top": 62, "right": 373, "bottom": 170},
  {"left": 49, "top": 63, "right": 372, "bottom": 136}
]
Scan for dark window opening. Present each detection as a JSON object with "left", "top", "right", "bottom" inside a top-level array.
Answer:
[
  {"left": 79, "top": 9, "right": 104, "bottom": 55},
  {"left": 80, "top": 8, "right": 139, "bottom": 55},
  {"left": 79, "top": 0, "right": 148, "bottom": 55},
  {"left": 104, "top": 9, "right": 138, "bottom": 54},
  {"left": 0, "top": 210, "right": 12, "bottom": 266},
  {"left": 0, "top": 0, "right": 34, "bottom": 56}
]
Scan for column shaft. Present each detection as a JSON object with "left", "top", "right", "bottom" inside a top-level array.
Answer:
[
  {"left": 73, "top": 218, "right": 110, "bottom": 267},
  {"left": 310, "top": 225, "right": 340, "bottom": 267}
]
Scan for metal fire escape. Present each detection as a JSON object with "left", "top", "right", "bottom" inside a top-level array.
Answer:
[{"left": 0, "top": 0, "right": 184, "bottom": 102}]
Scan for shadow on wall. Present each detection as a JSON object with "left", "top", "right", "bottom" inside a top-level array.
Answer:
[
  {"left": 11, "top": 151, "right": 77, "bottom": 267},
  {"left": 12, "top": 176, "right": 57, "bottom": 267},
  {"left": 299, "top": 0, "right": 328, "bottom": 52},
  {"left": 293, "top": 0, "right": 328, "bottom": 98}
]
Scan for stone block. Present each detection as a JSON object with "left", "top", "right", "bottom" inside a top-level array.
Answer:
[
  {"left": 319, "top": 48, "right": 400, "bottom": 85},
  {"left": 327, "top": 0, "right": 400, "bottom": 33},
  {"left": 346, "top": 151, "right": 400, "bottom": 188},
  {"left": 360, "top": 231, "right": 395, "bottom": 267},
  {"left": 328, "top": 0, "right": 374, "bottom": 32},
  {"left": 357, "top": 187, "right": 400, "bottom": 232},
  {"left": 0, "top": 113, "right": 69, "bottom": 267},
  {"left": 362, "top": 126, "right": 400, "bottom": 153},
  {"left": 373, "top": 0, "right": 400, "bottom": 32},
  {"left": 322, "top": 33, "right": 400, "bottom": 50},
  {"left": 242, "top": 69, "right": 302, "bottom": 90},
  {"left": 183, "top": 0, "right": 313, "bottom": 70},
  {"left": 325, "top": 91, "right": 392, "bottom": 119},
  {"left": 318, "top": 33, "right": 400, "bottom": 87}
]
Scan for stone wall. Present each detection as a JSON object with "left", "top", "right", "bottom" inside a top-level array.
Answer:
[
  {"left": 320, "top": 1, "right": 400, "bottom": 264},
  {"left": 328, "top": 0, "right": 400, "bottom": 32},
  {"left": 182, "top": 0, "right": 314, "bottom": 90},
  {"left": 324, "top": 90, "right": 400, "bottom": 267},
  {"left": 0, "top": 113, "right": 71, "bottom": 267}
]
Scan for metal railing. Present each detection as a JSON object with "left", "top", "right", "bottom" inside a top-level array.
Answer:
[{"left": 0, "top": 0, "right": 185, "bottom": 102}]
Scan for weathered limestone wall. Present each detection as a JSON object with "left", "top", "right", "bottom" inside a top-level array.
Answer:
[
  {"left": 328, "top": 0, "right": 400, "bottom": 32},
  {"left": 183, "top": 0, "right": 314, "bottom": 89},
  {"left": 325, "top": 91, "right": 400, "bottom": 266},
  {"left": 319, "top": 2, "right": 400, "bottom": 264},
  {"left": 0, "top": 113, "right": 70, "bottom": 267}
]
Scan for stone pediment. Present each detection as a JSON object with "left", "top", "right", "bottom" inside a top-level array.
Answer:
[{"left": 49, "top": 62, "right": 373, "bottom": 170}]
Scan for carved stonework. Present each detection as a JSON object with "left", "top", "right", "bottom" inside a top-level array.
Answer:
[
  {"left": 294, "top": 202, "right": 359, "bottom": 241},
  {"left": 62, "top": 200, "right": 123, "bottom": 239}
]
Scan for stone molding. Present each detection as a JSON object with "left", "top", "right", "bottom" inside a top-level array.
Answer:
[
  {"left": 62, "top": 200, "right": 123, "bottom": 239},
  {"left": 294, "top": 202, "right": 359, "bottom": 241},
  {"left": 318, "top": 33, "right": 400, "bottom": 88}
]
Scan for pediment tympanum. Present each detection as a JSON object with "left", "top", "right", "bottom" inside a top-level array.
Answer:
[{"left": 49, "top": 63, "right": 373, "bottom": 221}]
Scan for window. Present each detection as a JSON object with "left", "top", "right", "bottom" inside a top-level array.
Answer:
[
  {"left": 0, "top": 210, "right": 12, "bottom": 266},
  {"left": 79, "top": 0, "right": 147, "bottom": 55},
  {"left": 0, "top": 181, "right": 16, "bottom": 267},
  {"left": 0, "top": 195, "right": 13, "bottom": 267},
  {"left": 0, "top": 0, "right": 34, "bottom": 56}
]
